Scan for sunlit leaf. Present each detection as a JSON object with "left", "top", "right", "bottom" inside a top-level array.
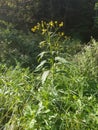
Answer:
[
  {"left": 36, "top": 60, "right": 46, "bottom": 71},
  {"left": 55, "top": 56, "right": 68, "bottom": 64},
  {"left": 41, "top": 70, "right": 50, "bottom": 84}
]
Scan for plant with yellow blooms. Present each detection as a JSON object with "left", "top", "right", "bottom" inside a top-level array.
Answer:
[
  {"left": 31, "top": 21, "right": 68, "bottom": 72},
  {"left": 31, "top": 21, "right": 64, "bottom": 35}
]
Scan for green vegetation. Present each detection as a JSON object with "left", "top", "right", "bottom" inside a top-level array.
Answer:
[
  {"left": 0, "top": 1, "right": 98, "bottom": 129},
  {"left": 0, "top": 20, "right": 98, "bottom": 129},
  {"left": 0, "top": 20, "right": 40, "bottom": 69}
]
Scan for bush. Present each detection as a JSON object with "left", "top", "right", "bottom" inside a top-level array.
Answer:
[
  {"left": 0, "top": 20, "right": 40, "bottom": 69},
  {"left": 74, "top": 38, "right": 98, "bottom": 96}
]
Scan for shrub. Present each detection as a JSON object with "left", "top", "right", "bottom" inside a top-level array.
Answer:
[
  {"left": 0, "top": 20, "right": 40, "bottom": 69},
  {"left": 74, "top": 38, "right": 98, "bottom": 96}
]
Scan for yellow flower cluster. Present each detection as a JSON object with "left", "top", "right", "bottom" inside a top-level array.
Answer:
[
  {"left": 48, "top": 21, "right": 64, "bottom": 27},
  {"left": 31, "top": 21, "right": 64, "bottom": 35}
]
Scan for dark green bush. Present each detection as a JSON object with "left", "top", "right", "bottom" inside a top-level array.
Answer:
[{"left": 0, "top": 21, "right": 41, "bottom": 69}]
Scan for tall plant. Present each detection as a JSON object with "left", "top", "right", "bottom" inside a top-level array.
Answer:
[{"left": 31, "top": 20, "right": 68, "bottom": 84}]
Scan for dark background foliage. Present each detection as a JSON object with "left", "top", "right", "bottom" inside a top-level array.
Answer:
[
  {"left": 0, "top": 0, "right": 97, "bottom": 40},
  {"left": 0, "top": 0, "right": 98, "bottom": 68}
]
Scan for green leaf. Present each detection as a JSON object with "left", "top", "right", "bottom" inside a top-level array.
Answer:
[
  {"left": 41, "top": 70, "right": 50, "bottom": 84},
  {"left": 38, "top": 51, "right": 47, "bottom": 60},
  {"left": 55, "top": 56, "right": 68, "bottom": 64},
  {"left": 36, "top": 60, "right": 47, "bottom": 71},
  {"left": 39, "top": 41, "right": 46, "bottom": 47}
]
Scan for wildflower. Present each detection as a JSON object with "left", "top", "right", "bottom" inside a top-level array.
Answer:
[
  {"left": 49, "top": 21, "right": 54, "bottom": 27},
  {"left": 42, "top": 29, "right": 47, "bottom": 34},
  {"left": 59, "top": 22, "right": 64, "bottom": 27},
  {"left": 55, "top": 21, "right": 57, "bottom": 24},
  {"left": 61, "top": 32, "right": 64, "bottom": 36},
  {"left": 31, "top": 27, "right": 36, "bottom": 32},
  {"left": 34, "top": 25, "right": 37, "bottom": 29},
  {"left": 31, "top": 25, "right": 38, "bottom": 32}
]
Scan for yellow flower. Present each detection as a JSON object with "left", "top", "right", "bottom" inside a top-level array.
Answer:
[
  {"left": 61, "top": 32, "right": 64, "bottom": 36},
  {"left": 34, "top": 26, "right": 37, "bottom": 29},
  {"left": 42, "top": 29, "right": 47, "bottom": 34},
  {"left": 59, "top": 22, "right": 64, "bottom": 27},
  {"left": 49, "top": 21, "right": 54, "bottom": 27},
  {"left": 31, "top": 25, "right": 38, "bottom": 32},
  {"left": 55, "top": 21, "right": 57, "bottom": 24},
  {"left": 31, "top": 28, "right": 36, "bottom": 32}
]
